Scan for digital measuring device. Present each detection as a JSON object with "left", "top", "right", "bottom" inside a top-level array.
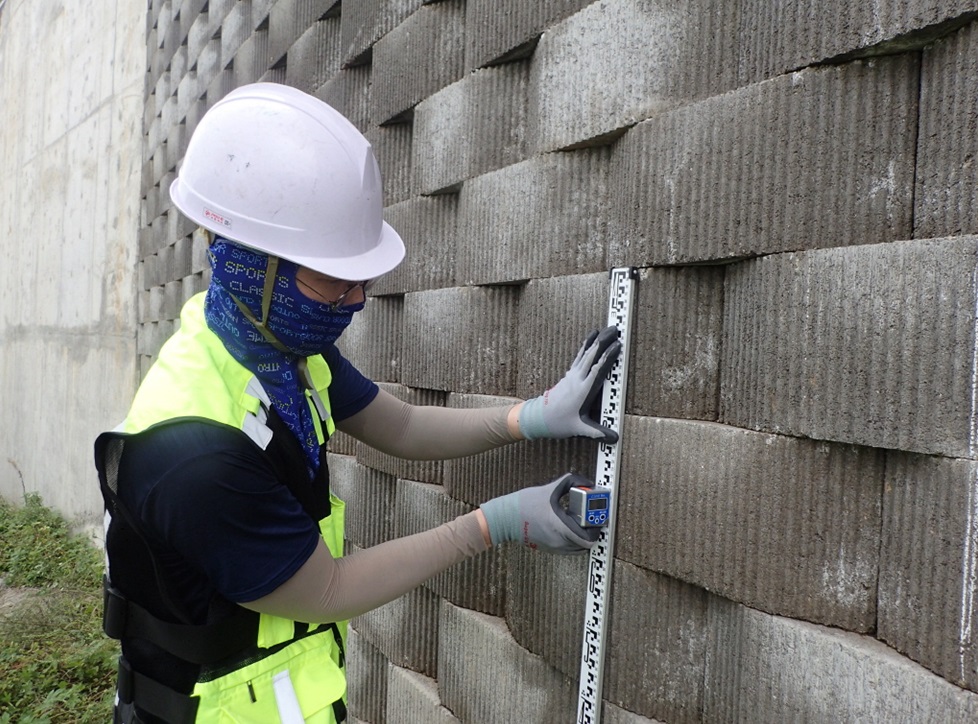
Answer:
[
  {"left": 568, "top": 485, "right": 612, "bottom": 528},
  {"left": 576, "top": 267, "right": 637, "bottom": 724}
]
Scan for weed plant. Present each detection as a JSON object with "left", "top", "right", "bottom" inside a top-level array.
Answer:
[{"left": 0, "top": 494, "right": 115, "bottom": 722}]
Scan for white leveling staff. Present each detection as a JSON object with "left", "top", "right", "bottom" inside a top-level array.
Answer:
[{"left": 577, "top": 266, "right": 638, "bottom": 724}]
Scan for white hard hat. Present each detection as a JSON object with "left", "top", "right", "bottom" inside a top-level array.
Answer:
[{"left": 170, "top": 83, "right": 404, "bottom": 280}]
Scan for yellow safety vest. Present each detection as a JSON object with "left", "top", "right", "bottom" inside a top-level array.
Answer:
[{"left": 103, "top": 293, "right": 347, "bottom": 723}]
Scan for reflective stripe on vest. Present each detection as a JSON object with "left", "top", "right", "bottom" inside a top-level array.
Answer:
[{"left": 119, "top": 293, "right": 346, "bottom": 722}]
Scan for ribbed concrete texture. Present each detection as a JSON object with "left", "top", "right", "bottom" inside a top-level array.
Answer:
[
  {"left": 394, "top": 479, "right": 504, "bottom": 616},
  {"left": 721, "top": 236, "right": 978, "bottom": 457},
  {"left": 354, "top": 384, "right": 446, "bottom": 484},
  {"left": 365, "top": 123, "right": 413, "bottom": 207},
  {"left": 879, "top": 453, "right": 978, "bottom": 692},
  {"left": 529, "top": 0, "right": 743, "bottom": 152},
  {"left": 626, "top": 267, "right": 725, "bottom": 420},
  {"left": 377, "top": 195, "right": 458, "bottom": 295},
  {"left": 315, "top": 64, "right": 371, "bottom": 131},
  {"left": 610, "top": 55, "right": 918, "bottom": 266},
  {"left": 463, "top": 0, "right": 592, "bottom": 70},
  {"left": 915, "top": 20, "right": 978, "bottom": 239},
  {"left": 413, "top": 62, "right": 530, "bottom": 193},
  {"left": 336, "top": 295, "right": 404, "bottom": 383},
  {"left": 438, "top": 602, "right": 577, "bottom": 723},
  {"left": 617, "top": 416, "right": 884, "bottom": 631},
  {"left": 442, "top": 393, "right": 597, "bottom": 505},
  {"left": 601, "top": 704, "right": 664, "bottom": 724},
  {"left": 705, "top": 597, "right": 978, "bottom": 722},
  {"left": 387, "top": 666, "right": 460, "bottom": 723},
  {"left": 370, "top": 2, "right": 465, "bottom": 125},
  {"left": 267, "top": 0, "right": 338, "bottom": 69},
  {"left": 283, "top": 15, "right": 342, "bottom": 94},
  {"left": 456, "top": 152, "right": 611, "bottom": 286},
  {"left": 514, "top": 273, "right": 608, "bottom": 400},
  {"left": 739, "top": 0, "right": 978, "bottom": 82},
  {"left": 350, "top": 552, "right": 441, "bottom": 677},
  {"left": 327, "top": 454, "right": 397, "bottom": 549},
  {"left": 340, "top": 0, "right": 422, "bottom": 66},
  {"left": 400, "top": 286, "right": 520, "bottom": 394},
  {"left": 604, "top": 562, "right": 709, "bottom": 723},
  {"left": 347, "top": 627, "right": 390, "bottom": 724},
  {"left": 504, "top": 544, "right": 589, "bottom": 677}
]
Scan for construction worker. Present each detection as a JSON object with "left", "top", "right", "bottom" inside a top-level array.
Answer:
[{"left": 95, "top": 83, "right": 621, "bottom": 723}]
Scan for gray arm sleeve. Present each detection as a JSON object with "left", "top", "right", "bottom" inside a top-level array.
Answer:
[
  {"left": 336, "top": 387, "right": 520, "bottom": 460},
  {"left": 240, "top": 511, "right": 488, "bottom": 622}
]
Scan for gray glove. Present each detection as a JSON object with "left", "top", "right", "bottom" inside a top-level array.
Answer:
[
  {"left": 479, "top": 473, "right": 601, "bottom": 554},
  {"left": 518, "top": 327, "right": 621, "bottom": 443}
]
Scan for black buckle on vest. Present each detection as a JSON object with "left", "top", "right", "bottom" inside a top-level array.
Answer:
[{"left": 116, "top": 656, "right": 200, "bottom": 724}]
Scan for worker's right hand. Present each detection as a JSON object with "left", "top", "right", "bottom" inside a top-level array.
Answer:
[{"left": 479, "top": 473, "right": 601, "bottom": 554}]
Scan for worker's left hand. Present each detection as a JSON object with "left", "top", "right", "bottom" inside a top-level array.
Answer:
[{"left": 518, "top": 327, "right": 621, "bottom": 443}]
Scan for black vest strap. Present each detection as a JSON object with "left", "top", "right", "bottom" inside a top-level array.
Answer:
[
  {"left": 116, "top": 655, "right": 199, "bottom": 724},
  {"left": 103, "top": 578, "right": 258, "bottom": 665}
]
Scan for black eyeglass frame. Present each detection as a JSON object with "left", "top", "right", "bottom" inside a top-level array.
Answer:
[{"left": 296, "top": 276, "right": 375, "bottom": 311}]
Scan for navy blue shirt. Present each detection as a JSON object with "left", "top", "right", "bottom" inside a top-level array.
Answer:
[{"left": 115, "top": 344, "right": 377, "bottom": 618}]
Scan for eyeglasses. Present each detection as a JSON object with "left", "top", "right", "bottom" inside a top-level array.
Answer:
[{"left": 296, "top": 276, "right": 375, "bottom": 311}]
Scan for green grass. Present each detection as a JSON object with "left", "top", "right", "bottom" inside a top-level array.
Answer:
[{"left": 0, "top": 494, "right": 115, "bottom": 723}]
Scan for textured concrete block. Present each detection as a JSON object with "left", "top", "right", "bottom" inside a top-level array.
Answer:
[
  {"left": 463, "top": 0, "right": 592, "bottom": 71},
  {"left": 268, "top": 0, "right": 336, "bottom": 68},
  {"left": 394, "top": 479, "right": 504, "bottom": 615},
  {"left": 438, "top": 602, "right": 577, "bottom": 723},
  {"left": 601, "top": 703, "right": 664, "bottom": 724},
  {"left": 328, "top": 453, "right": 397, "bottom": 549},
  {"left": 371, "top": 2, "right": 465, "bottom": 125},
  {"left": 284, "top": 16, "right": 342, "bottom": 93},
  {"left": 347, "top": 627, "right": 390, "bottom": 724},
  {"left": 386, "top": 666, "right": 460, "bottom": 723},
  {"left": 400, "top": 286, "right": 519, "bottom": 395},
  {"left": 513, "top": 274, "right": 607, "bottom": 400},
  {"left": 505, "top": 544, "right": 588, "bottom": 677},
  {"left": 315, "top": 64, "right": 371, "bottom": 132},
  {"left": 915, "top": 20, "right": 978, "bottom": 239},
  {"left": 610, "top": 55, "right": 919, "bottom": 265},
  {"left": 354, "top": 384, "right": 445, "bottom": 483},
  {"left": 880, "top": 453, "right": 978, "bottom": 692},
  {"left": 529, "top": 0, "right": 742, "bottom": 152},
  {"left": 231, "top": 30, "right": 270, "bottom": 86},
  {"left": 720, "top": 236, "right": 978, "bottom": 457},
  {"left": 739, "top": 0, "right": 978, "bottom": 82},
  {"left": 335, "top": 295, "right": 404, "bottom": 383},
  {"left": 220, "top": 0, "right": 252, "bottom": 63},
  {"left": 376, "top": 194, "right": 457, "bottom": 295},
  {"left": 604, "top": 562, "right": 708, "bottom": 723},
  {"left": 706, "top": 597, "right": 978, "bottom": 722},
  {"left": 618, "top": 416, "right": 885, "bottom": 630},
  {"left": 413, "top": 62, "right": 530, "bottom": 194},
  {"left": 366, "top": 122, "right": 413, "bottom": 205},
  {"left": 442, "top": 392, "right": 597, "bottom": 505},
  {"left": 626, "top": 266, "right": 724, "bottom": 420},
  {"left": 456, "top": 150, "right": 611, "bottom": 286},
  {"left": 351, "top": 549, "right": 441, "bottom": 676},
  {"left": 340, "top": 0, "right": 424, "bottom": 66}
]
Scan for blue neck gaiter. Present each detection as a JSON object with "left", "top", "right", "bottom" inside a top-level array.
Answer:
[{"left": 204, "top": 238, "right": 363, "bottom": 474}]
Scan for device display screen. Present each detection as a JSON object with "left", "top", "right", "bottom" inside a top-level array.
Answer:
[{"left": 587, "top": 497, "right": 607, "bottom": 511}]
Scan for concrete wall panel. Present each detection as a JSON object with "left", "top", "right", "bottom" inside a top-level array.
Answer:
[
  {"left": 915, "top": 20, "right": 978, "bottom": 239},
  {"left": 617, "top": 416, "right": 884, "bottom": 631},
  {"left": 386, "top": 666, "right": 460, "bottom": 723},
  {"left": 336, "top": 295, "right": 404, "bottom": 384},
  {"left": 371, "top": 2, "right": 465, "bottom": 125},
  {"left": 347, "top": 627, "right": 390, "bottom": 723},
  {"left": 328, "top": 454, "right": 397, "bottom": 549},
  {"left": 413, "top": 63, "right": 530, "bottom": 194},
  {"left": 377, "top": 194, "right": 457, "bottom": 294},
  {"left": 705, "top": 597, "right": 978, "bottom": 721},
  {"left": 400, "top": 286, "right": 520, "bottom": 395},
  {"left": 438, "top": 602, "right": 577, "bottom": 722},
  {"left": 610, "top": 55, "right": 919, "bottom": 266},
  {"left": 880, "top": 453, "right": 978, "bottom": 692},
  {"left": 456, "top": 152, "right": 612, "bottom": 286},
  {"left": 721, "top": 237, "right": 978, "bottom": 457}
]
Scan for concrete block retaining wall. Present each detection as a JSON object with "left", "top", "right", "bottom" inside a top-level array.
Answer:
[{"left": 136, "top": 0, "right": 978, "bottom": 720}]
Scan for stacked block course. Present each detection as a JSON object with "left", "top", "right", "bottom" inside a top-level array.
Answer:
[{"left": 139, "top": 0, "right": 978, "bottom": 720}]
